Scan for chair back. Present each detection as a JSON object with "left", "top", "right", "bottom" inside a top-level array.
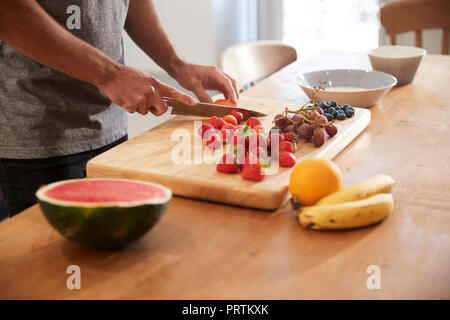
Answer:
[
  {"left": 380, "top": 0, "right": 450, "bottom": 54},
  {"left": 218, "top": 40, "right": 297, "bottom": 91}
]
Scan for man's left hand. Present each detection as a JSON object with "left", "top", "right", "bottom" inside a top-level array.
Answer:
[{"left": 173, "top": 63, "right": 239, "bottom": 104}]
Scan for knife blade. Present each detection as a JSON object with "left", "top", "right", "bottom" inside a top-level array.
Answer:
[{"left": 163, "top": 98, "right": 266, "bottom": 118}]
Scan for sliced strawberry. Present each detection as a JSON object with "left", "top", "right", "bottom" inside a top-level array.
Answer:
[
  {"left": 214, "top": 99, "right": 236, "bottom": 106},
  {"left": 222, "top": 114, "right": 238, "bottom": 126},
  {"left": 207, "top": 116, "right": 226, "bottom": 130},
  {"left": 279, "top": 151, "right": 296, "bottom": 167},
  {"left": 230, "top": 111, "right": 243, "bottom": 124}
]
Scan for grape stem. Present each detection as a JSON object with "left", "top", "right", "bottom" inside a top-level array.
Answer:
[{"left": 272, "top": 79, "right": 335, "bottom": 129}]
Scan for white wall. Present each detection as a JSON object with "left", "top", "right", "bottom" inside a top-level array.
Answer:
[{"left": 124, "top": 0, "right": 253, "bottom": 138}]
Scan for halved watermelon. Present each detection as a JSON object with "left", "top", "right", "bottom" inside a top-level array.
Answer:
[{"left": 36, "top": 178, "right": 172, "bottom": 250}]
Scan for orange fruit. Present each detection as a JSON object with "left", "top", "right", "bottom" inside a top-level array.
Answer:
[{"left": 288, "top": 158, "right": 342, "bottom": 206}]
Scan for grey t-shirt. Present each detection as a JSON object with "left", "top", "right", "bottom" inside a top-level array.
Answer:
[{"left": 0, "top": 0, "right": 130, "bottom": 159}]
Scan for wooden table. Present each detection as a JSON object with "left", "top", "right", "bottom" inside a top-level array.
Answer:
[{"left": 1, "top": 51, "right": 449, "bottom": 299}]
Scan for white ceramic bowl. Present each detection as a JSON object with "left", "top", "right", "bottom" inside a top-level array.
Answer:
[
  {"left": 368, "top": 45, "right": 426, "bottom": 86},
  {"left": 296, "top": 69, "right": 397, "bottom": 108}
]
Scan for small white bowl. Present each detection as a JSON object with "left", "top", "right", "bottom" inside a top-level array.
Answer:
[
  {"left": 297, "top": 69, "right": 397, "bottom": 108},
  {"left": 368, "top": 45, "right": 426, "bottom": 86}
]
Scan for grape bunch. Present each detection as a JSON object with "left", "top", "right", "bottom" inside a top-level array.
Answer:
[
  {"left": 317, "top": 101, "right": 355, "bottom": 121},
  {"left": 271, "top": 104, "right": 338, "bottom": 148}
]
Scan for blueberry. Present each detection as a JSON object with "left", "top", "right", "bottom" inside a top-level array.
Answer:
[
  {"left": 328, "top": 107, "right": 336, "bottom": 113},
  {"left": 345, "top": 109, "right": 355, "bottom": 118},
  {"left": 335, "top": 105, "right": 342, "bottom": 111},
  {"left": 324, "top": 113, "right": 333, "bottom": 121},
  {"left": 331, "top": 110, "right": 338, "bottom": 117},
  {"left": 314, "top": 103, "right": 319, "bottom": 107},
  {"left": 343, "top": 104, "right": 351, "bottom": 110},
  {"left": 336, "top": 112, "right": 346, "bottom": 120},
  {"left": 330, "top": 101, "right": 337, "bottom": 107},
  {"left": 319, "top": 101, "right": 328, "bottom": 108}
]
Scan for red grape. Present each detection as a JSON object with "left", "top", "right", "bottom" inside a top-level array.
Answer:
[
  {"left": 325, "top": 124, "right": 338, "bottom": 137},
  {"left": 282, "top": 124, "right": 294, "bottom": 133},
  {"left": 298, "top": 124, "right": 313, "bottom": 140},
  {"left": 312, "top": 128, "right": 327, "bottom": 147},
  {"left": 274, "top": 114, "right": 290, "bottom": 127},
  {"left": 305, "top": 110, "right": 318, "bottom": 121},
  {"left": 291, "top": 114, "right": 304, "bottom": 126},
  {"left": 316, "top": 115, "right": 328, "bottom": 125}
]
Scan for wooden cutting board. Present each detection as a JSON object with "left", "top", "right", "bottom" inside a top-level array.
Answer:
[{"left": 87, "top": 96, "right": 370, "bottom": 210}]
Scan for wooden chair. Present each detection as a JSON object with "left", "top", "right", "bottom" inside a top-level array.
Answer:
[
  {"left": 218, "top": 40, "right": 297, "bottom": 92},
  {"left": 380, "top": 0, "right": 450, "bottom": 54}
]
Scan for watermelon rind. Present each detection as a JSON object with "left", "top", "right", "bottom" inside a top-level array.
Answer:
[{"left": 36, "top": 178, "right": 172, "bottom": 250}]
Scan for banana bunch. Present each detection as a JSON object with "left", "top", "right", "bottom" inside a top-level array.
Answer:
[{"left": 293, "top": 175, "right": 395, "bottom": 230}]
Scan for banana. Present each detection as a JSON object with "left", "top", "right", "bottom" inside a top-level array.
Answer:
[
  {"left": 298, "top": 193, "right": 394, "bottom": 230},
  {"left": 315, "top": 175, "right": 395, "bottom": 206}
]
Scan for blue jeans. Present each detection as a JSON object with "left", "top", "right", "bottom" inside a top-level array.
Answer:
[{"left": 0, "top": 135, "right": 127, "bottom": 221}]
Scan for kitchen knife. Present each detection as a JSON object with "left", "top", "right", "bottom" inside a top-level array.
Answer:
[{"left": 163, "top": 98, "right": 267, "bottom": 118}]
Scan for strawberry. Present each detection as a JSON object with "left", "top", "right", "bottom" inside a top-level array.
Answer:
[
  {"left": 217, "top": 153, "right": 239, "bottom": 173},
  {"left": 279, "top": 151, "right": 296, "bottom": 167},
  {"left": 230, "top": 111, "right": 243, "bottom": 124},
  {"left": 207, "top": 116, "right": 226, "bottom": 130},
  {"left": 247, "top": 117, "right": 262, "bottom": 128},
  {"left": 206, "top": 132, "right": 223, "bottom": 149},
  {"left": 222, "top": 114, "right": 238, "bottom": 126},
  {"left": 198, "top": 123, "right": 214, "bottom": 139},
  {"left": 283, "top": 132, "right": 298, "bottom": 143},
  {"left": 279, "top": 140, "right": 296, "bottom": 153},
  {"left": 240, "top": 157, "right": 264, "bottom": 181}
]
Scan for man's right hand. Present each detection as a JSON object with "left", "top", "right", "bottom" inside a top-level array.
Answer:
[
  {"left": 97, "top": 65, "right": 197, "bottom": 116},
  {"left": 0, "top": 0, "right": 197, "bottom": 117}
]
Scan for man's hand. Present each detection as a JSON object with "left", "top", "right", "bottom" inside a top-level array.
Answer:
[
  {"left": 173, "top": 63, "right": 239, "bottom": 104},
  {"left": 97, "top": 65, "right": 197, "bottom": 116},
  {"left": 124, "top": 0, "right": 239, "bottom": 105}
]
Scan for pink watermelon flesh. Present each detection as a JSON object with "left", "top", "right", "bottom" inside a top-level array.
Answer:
[{"left": 45, "top": 180, "right": 167, "bottom": 203}]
